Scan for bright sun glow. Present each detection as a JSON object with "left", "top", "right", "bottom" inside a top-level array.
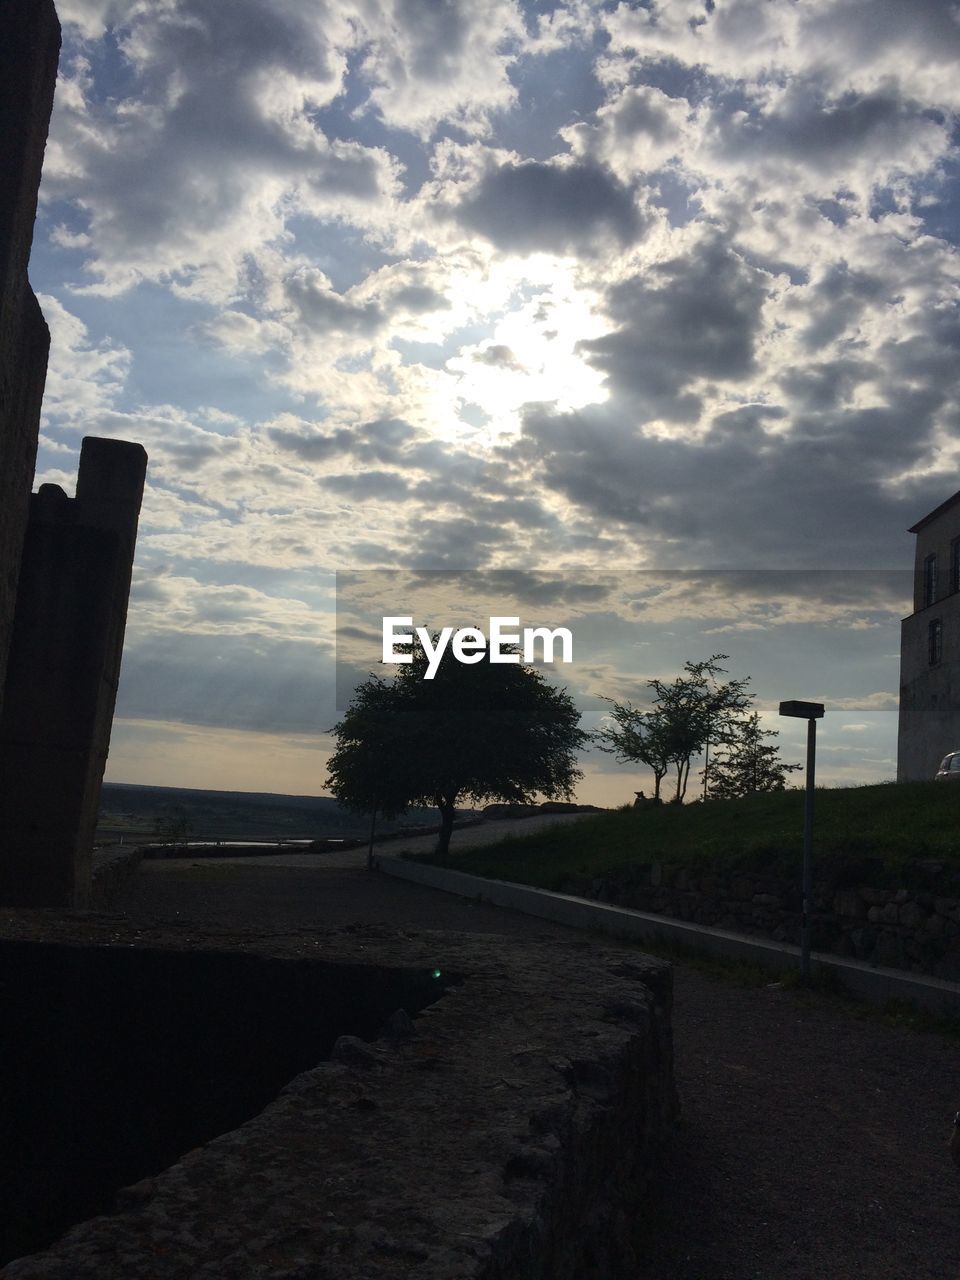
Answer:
[{"left": 447, "top": 263, "right": 610, "bottom": 441}]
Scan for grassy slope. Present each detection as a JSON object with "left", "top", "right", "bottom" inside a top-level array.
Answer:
[{"left": 427, "top": 782, "right": 960, "bottom": 890}]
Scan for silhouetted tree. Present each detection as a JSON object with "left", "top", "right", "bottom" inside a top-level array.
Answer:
[
  {"left": 326, "top": 638, "right": 588, "bottom": 860},
  {"left": 704, "top": 712, "right": 801, "bottom": 798},
  {"left": 600, "top": 655, "right": 753, "bottom": 803},
  {"left": 152, "top": 805, "right": 192, "bottom": 849},
  {"left": 652, "top": 656, "right": 752, "bottom": 801},
  {"left": 324, "top": 675, "right": 412, "bottom": 809},
  {"left": 595, "top": 701, "right": 674, "bottom": 802}
]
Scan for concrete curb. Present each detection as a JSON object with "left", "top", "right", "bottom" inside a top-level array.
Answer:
[{"left": 375, "top": 853, "right": 960, "bottom": 1018}]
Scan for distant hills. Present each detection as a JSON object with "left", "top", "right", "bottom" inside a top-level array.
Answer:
[{"left": 96, "top": 782, "right": 438, "bottom": 843}]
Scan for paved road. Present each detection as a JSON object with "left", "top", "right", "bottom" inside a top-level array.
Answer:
[{"left": 153, "top": 809, "right": 594, "bottom": 870}]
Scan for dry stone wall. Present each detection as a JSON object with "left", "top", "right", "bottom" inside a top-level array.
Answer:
[
  {"left": 0, "top": 917, "right": 676, "bottom": 1280},
  {"left": 559, "top": 859, "right": 960, "bottom": 979}
]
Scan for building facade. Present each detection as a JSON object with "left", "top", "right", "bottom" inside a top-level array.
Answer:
[{"left": 897, "top": 491, "right": 960, "bottom": 780}]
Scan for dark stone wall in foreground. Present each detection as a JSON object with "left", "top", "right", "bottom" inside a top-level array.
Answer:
[
  {"left": 0, "top": 3, "right": 147, "bottom": 909},
  {"left": 0, "top": 440, "right": 147, "bottom": 908},
  {"left": 0, "top": 922, "right": 676, "bottom": 1280},
  {"left": 0, "top": 0, "right": 61, "bottom": 718}
]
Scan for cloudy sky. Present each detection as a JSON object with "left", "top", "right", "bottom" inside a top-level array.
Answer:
[{"left": 29, "top": 0, "right": 960, "bottom": 803}]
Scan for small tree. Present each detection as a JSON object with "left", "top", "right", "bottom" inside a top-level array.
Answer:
[
  {"left": 152, "top": 805, "right": 192, "bottom": 850},
  {"left": 326, "top": 638, "right": 588, "bottom": 860},
  {"left": 600, "top": 656, "right": 753, "bottom": 803},
  {"left": 595, "top": 701, "right": 674, "bottom": 802},
  {"left": 651, "top": 656, "right": 753, "bottom": 802},
  {"left": 705, "top": 712, "right": 801, "bottom": 798}
]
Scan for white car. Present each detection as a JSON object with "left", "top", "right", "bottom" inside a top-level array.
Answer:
[{"left": 935, "top": 751, "right": 960, "bottom": 780}]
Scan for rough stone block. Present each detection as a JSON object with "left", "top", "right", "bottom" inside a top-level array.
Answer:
[
  {"left": 833, "top": 890, "right": 866, "bottom": 920},
  {"left": 849, "top": 926, "right": 878, "bottom": 957},
  {"left": 874, "top": 930, "right": 906, "bottom": 968},
  {"left": 898, "top": 901, "right": 926, "bottom": 929},
  {"left": 0, "top": 0, "right": 61, "bottom": 712},
  {"left": 921, "top": 912, "right": 945, "bottom": 939},
  {"left": 0, "top": 440, "right": 147, "bottom": 908}
]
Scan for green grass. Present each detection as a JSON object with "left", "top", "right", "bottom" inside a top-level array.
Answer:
[{"left": 418, "top": 781, "right": 960, "bottom": 890}]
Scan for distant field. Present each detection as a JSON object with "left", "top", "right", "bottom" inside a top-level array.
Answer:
[
  {"left": 425, "top": 782, "right": 960, "bottom": 887},
  {"left": 96, "top": 783, "right": 437, "bottom": 844}
]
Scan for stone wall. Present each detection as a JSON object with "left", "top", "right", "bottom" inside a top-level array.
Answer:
[
  {"left": 0, "top": 439, "right": 148, "bottom": 908},
  {"left": 559, "top": 859, "right": 960, "bottom": 981},
  {"left": 0, "top": 918, "right": 675, "bottom": 1280},
  {"left": 0, "top": 0, "right": 60, "bottom": 718},
  {"left": 89, "top": 845, "right": 144, "bottom": 910}
]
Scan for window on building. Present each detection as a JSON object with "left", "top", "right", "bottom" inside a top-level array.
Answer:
[
  {"left": 924, "top": 553, "right": 938, "bottom": 606},
  {"left": 952, "top": 539, "right": 960, "bottom": 593},
  {"left": 929, "top": 617, "right": 943, "bottom": 665}
]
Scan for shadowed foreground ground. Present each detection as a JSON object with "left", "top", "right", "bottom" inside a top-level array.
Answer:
[{"left": 114, "top": 860, "right": 959, "bottom": 1280}]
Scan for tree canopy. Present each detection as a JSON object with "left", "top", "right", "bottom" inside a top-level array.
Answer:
[
  {"left": 595, "top": 699, "right": 675, "bottom": 802},
  {"left": 326, "top": 638, "right": 588, "bottom": 858},
  {"left": 704, "top": 712, "right": 801, "bottom": 799},
  {"left": 598, "top": 654, "right": 754, "bottom": 802}
]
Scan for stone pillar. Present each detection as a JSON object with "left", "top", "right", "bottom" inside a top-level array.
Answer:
[
  {"left": 0, "top": 0, "right": 61, "bottom": 720},
  {"left": 0, "top": 439, "right": 148, "bottom": 908}
]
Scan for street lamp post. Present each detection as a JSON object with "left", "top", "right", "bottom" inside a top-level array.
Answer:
[
  {"left": 367, "top": 806, "right": 378, "bottom": 871},
  {"left": 779, "top": 700, "right": 825, "bottom": 983}
]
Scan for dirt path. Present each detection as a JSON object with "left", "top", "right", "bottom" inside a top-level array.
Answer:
[
  {"left": 114, "top": 863, "right": 960, "bottom": 1278},
  {"left": 156, "top": 809, "right": 594, "bottom": 869}
]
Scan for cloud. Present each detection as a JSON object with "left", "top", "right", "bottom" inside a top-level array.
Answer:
[
  {"left": 55, "top": 0, "right": 124, "bottom": 40},
  {"left": 577, "top": 233, "right": 769, "bottom": 422},
  {"left": 267, "top": 415, "right": 419, "bottom": 466},
  {"left": 601, "top": 0, "right": 960, "bottom": 111},
  {"left": 196, "top": 309, "right": 289, "bottom": 356},
  {"left": 107, "top": 718, "right": 333, "bottom": 793},
  {"left": 36, "top": 295, "right": 131, "bottom": 423},
  {"left": 283, "top": 269, "right": 386, "bottom": 336},
  {"left": 128, "top": 572, "right": 330, "bottom": 643},
  {"left": 473, "top": 344, "right": 524, "bottom": 370},
  {"left": 318, "top": 469, "right": 412, "bottom": 500},
  {"left": 826, "top": 692, "right": 900, "bottom": 712},
  {"left": 116, "top": 632, "right": 335, "bottom": 733},
  {"left": 452, "top": 156, "right": 648, "bottom": 256},
  {"left": 563, "top": 84, "right": 694, "bottom": 177},
  {"left": 703, "top": 84, "right": 950, "bottom": 201},
  {"left": 45, "top": 0, "right": 401, "bottom": 299},
  {"left": 357, "top": 0, "right": 527, "bottom": 138},
  {"left": 517, "top": 392, "right": 943, "bottom": 569}
]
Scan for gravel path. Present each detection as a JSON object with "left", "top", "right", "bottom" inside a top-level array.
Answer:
[
  {"left": 114, "top": 862, "right": 960, "bottom": 1278},
  {"left": 165, "top": 809, "right": 595, "bottom": 869},
  {"left": 642, "top": 971, "right": 959, "bottom": 1279}
]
